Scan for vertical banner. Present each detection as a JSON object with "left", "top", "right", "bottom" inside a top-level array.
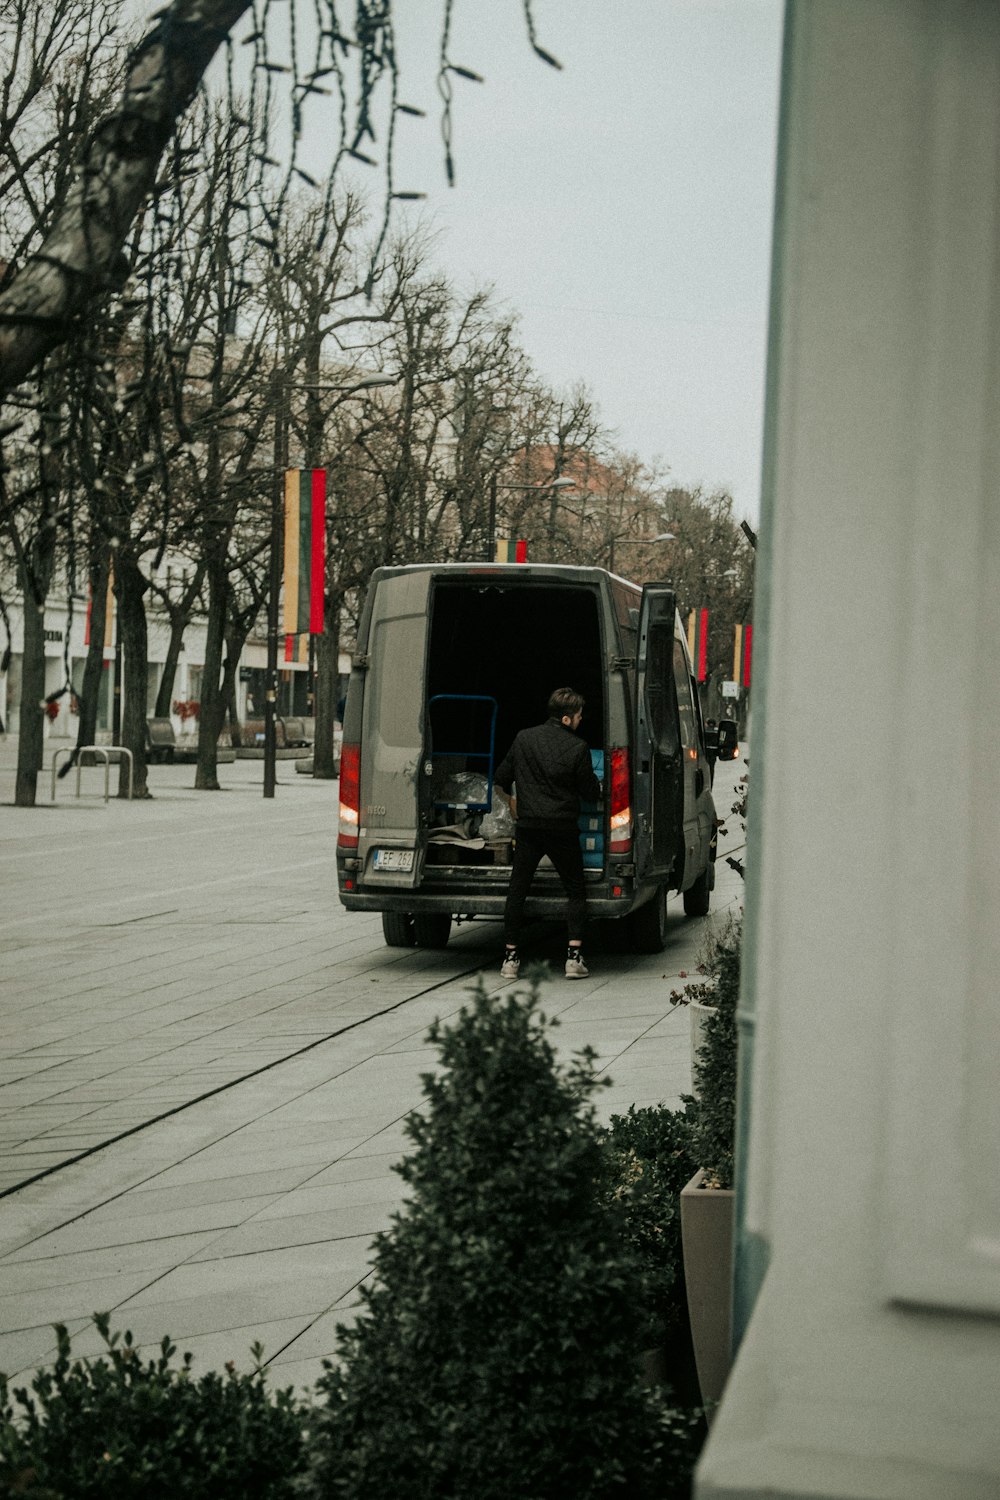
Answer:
[
  {"left": 687, "top": 607, "right": 708, "bottom": 682},
  {"left": 733, "top": 624, "right": 743, "bottom": 684},
  {"left": 740, "top": 622, "right": 753, "bottom": 686},
  {"left": 283, "top": 468, "right": 327, "bottom": 636}
]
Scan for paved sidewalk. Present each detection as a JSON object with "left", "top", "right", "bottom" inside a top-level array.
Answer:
[{"left": 1, "top": 735, "right": 746, "bottom": 1393}]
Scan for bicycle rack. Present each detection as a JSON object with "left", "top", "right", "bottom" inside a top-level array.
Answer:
[{"left": 51, "top": 746, "right": 134, "bottom": 804}]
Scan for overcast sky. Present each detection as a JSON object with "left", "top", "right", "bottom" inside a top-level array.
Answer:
[{"left": 366, "top": 1, "right": 786, "bottom": 526}]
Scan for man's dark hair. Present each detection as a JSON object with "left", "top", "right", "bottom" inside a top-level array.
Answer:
[{"left": 548, "top": 686, "right": 585, "bottom": 720}]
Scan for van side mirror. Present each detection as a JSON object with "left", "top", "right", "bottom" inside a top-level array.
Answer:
[{"left": 717, "top": 718, "right": 739, "bottom": 760}]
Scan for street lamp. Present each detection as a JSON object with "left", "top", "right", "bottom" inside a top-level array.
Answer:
[
  {"left": 486, "top": 473, "right": 576, "bottom": 560},
  {"left": 264, "top": 372, "right": 398, "bottom": 799},
  {"left": 608, "top": 530, "right": 675, "bottom": 573}
]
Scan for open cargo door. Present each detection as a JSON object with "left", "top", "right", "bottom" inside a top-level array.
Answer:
[
  {"left": 358, "top": 569, "right": 432, "bottom": 890},
  {"left": 633, "top": 584, "right": 684, "bottom": 885}
]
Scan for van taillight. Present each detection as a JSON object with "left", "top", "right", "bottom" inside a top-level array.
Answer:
[
  {"left": 339, "top": 743, "right": 360, "bottom": 848},
  {"left": 609, "top": 747, "right": 632, "bottom": 854}
]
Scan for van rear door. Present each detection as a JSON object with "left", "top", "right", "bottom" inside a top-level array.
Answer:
[
  {"left": 358, "top": 570, "right": 431, "bottom": 891},
  {"left": 633, "top": 584, "right": 684, "bottom": 884}
]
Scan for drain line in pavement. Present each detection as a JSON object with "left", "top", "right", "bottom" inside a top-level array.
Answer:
[{"left": 0, "top": 961, "right": 488, "bottom": 1203}]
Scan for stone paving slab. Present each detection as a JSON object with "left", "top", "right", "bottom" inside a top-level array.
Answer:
[{"left": 1, "top": 735, "right": 747, "bottom": 1391}]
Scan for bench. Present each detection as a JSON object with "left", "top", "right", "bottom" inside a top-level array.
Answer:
[
  {"left": 145, "top": 717, "right": 176, "bottom": 763},
  {"left": 279, "top": 715, "right": 313, "bottom": 748},
  {"left": 144, "top": 717, "right": 236, "bottom": 764},
  {"left": 239, "top": 719, "right": 271, "bottom": 748},
  {"left": 237, "top": 718, "right": 315, "bottom": 749}
]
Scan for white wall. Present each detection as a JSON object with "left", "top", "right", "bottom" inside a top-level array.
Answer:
[
  {"left": 699, "top": 4, "right": 1000, "bottom": 1496},
  {"left": 2, "top": 597, "right": 210, "bottom": 738}
]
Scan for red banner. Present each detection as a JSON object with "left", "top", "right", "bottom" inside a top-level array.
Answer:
[{"left": 741, "top": 623, "right": 753, "bottom": 686}]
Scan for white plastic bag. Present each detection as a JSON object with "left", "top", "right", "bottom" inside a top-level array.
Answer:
[{"left": 480, "top": 794, "right": 515, "bottom": 842}]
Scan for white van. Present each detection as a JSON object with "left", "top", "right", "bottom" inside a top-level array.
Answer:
[{"left": 336, "top": 563, "right": 717, "bottom": 952}]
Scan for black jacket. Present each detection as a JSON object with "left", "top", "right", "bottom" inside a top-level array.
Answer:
[{"left": 494, "top": 718, "right": 601, "bottom": 829}]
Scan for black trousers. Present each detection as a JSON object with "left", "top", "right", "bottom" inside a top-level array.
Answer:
[{"left": 503, "top": 825, "right": 586, "bottom": 946}]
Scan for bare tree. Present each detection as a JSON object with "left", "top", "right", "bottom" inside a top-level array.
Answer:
[
  {"left": 578, "top": 451, "right": 670, "bottom": 572},
  {"left": 482, "top": 380, "right": 606, "bottom": 562},
  {"left": 0, "top": 0, "right": 563, "bottom": 807},
  {"left": 426, "top": 312, "right": 535, "bottom": 559},
  {"left": 41, "top": 88, "right": 271, "bottom": 798},
  {"left": 149, "top": 556, "right": 207, "bottom": 716},
  {"left": 0, "top": 0, "right": 563, "bottom": 399},
  {"left": 2, "top": 383, "right": 64, "bottom": 805},
  {"left": 0, "top": 0, "right": 128, "bottom": 804},
  {"left": 338, "top": 253, "right": 538, "bottom": 574},
  {"left": 658, "top": 483, "right": 755, "bottom": 715},
  {"left": 220, "top": 538, "right": 269, "bottom": 746},
  {"left": 265, "top": 194, "right": 400, "bottom": 781},
  {"left": 0, "top": 0, "right": 254, "bottom": 393}
]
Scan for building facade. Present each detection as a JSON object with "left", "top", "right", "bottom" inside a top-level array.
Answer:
[{"left": 0, "top": 585, "right": 340, "bottom": 742}]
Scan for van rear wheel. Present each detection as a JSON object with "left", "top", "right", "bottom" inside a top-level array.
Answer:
[
  {"left": 627, "top": 886, "right": 669, "bottom": 953},
  {"left": 382, "top": 911, "right": 415, "bottom": 947},
  {"left": 413, "top": 913, "right": 452, "bottom": 949},
  {"left": 683, "top": 868, "right": 711, "bottom": 918}
]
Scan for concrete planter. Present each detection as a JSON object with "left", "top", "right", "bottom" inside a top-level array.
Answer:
[{"left": 680, "top": 1166, "right": 735, "bottom": 1411}]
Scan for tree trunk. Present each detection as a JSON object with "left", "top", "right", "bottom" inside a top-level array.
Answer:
[
  {"left": 74, "top": 551, "right": 111, "bottom": 755},
  {"left": 194, "top": 555, "right": 227, "bottom": 790},
  {"left": 224, "top": 660, "right": 241, "bottom": 747},
  {"left": 14, "top": 567, "right": 47, "bottom": 808},
  {"left": 115, "top": 554, "right": 150, "bottom": 798},
  {"left": 220, "top": 639, "right": 244, "bottom": 749},
  {"left": 11, "top": 503, "right": 59, "bottom": 808},
  {"left": 222, "top": 616, "right": 253, "bottom": 748},
  {"left": 154, "top": 613, "right": 187, "bottom": 717},
  {"left": 312, "top": 599, "right": 340, "bottom": 779}
]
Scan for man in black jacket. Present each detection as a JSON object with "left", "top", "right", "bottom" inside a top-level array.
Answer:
[{"left": 494, "top": 686, "right": 602, "bottom": 980}]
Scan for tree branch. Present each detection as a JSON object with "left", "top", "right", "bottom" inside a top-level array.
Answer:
[{"left": 0, "top": 0, "right": 252, "bottom": 395}]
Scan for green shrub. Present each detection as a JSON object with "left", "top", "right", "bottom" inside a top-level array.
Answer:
[
  {"left": 682, "top": 915, "right": 742, "bottom": 1189},
  {"left": 0, "top": 1315, "right": 306, "bottom": 1499},
  {"left": 604, "top": 1104, "right": 695, "bottom": 1347},
  {"left": 303, "top": 974, "right": 703, "bottom": 1500}
]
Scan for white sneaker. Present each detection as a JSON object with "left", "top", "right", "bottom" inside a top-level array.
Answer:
[
  {"left": 500, "top": 953, "right": 520, "bottom": 979},
  {"left": 564, "top": 952, "right": 590, "bottom": 979}
]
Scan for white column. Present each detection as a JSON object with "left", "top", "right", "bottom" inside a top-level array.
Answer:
[{"left": 699, "top": 3, "right": 1000, "bottom": 1496}]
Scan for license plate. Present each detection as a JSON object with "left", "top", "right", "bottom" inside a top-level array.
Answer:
[{"left": 373, "top": 848, "right": 414, "bottom": 872}]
